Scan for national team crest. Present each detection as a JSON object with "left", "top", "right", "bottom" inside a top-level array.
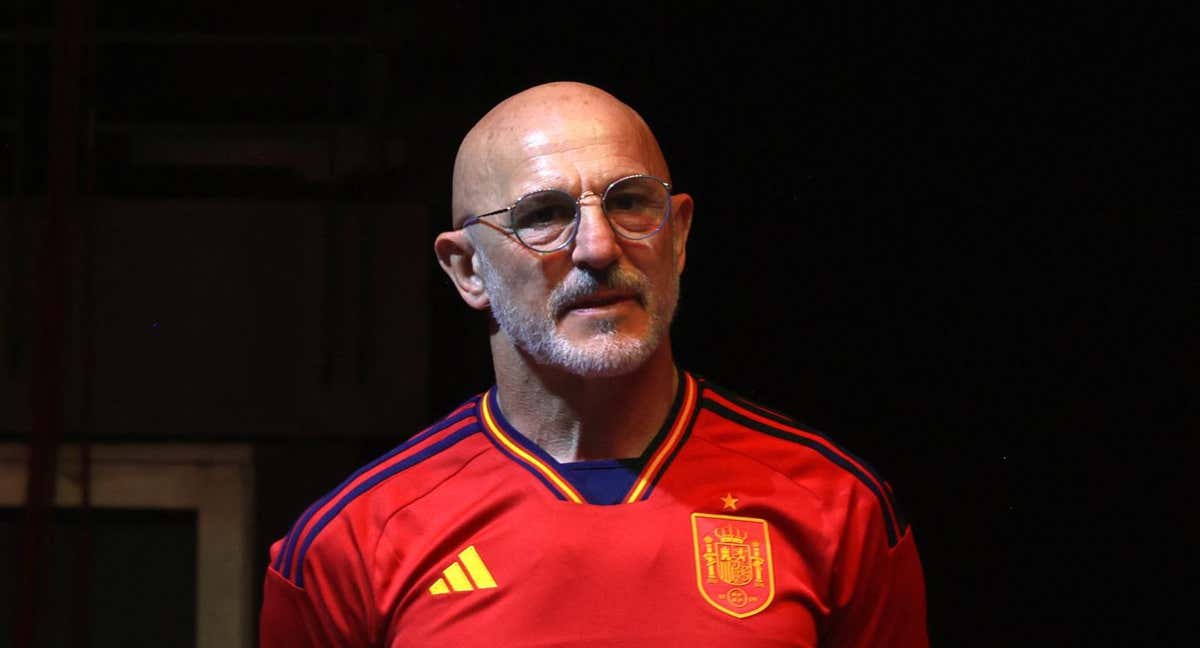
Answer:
[{"left": 690, "top": 513, "right": 775, "bottom": 618}]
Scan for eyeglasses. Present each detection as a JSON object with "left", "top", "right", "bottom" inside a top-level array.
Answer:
[{"left": 460, "top": 174, "right": 673, "bottom": 253}]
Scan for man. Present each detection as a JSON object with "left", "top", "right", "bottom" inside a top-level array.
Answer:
[{"left": 260, "top": 82, "right": 928, "bottom": 647}]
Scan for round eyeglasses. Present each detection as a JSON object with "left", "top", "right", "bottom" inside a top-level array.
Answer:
[{"left": 460, "top": 174, "right": 673, "bottom": 253}]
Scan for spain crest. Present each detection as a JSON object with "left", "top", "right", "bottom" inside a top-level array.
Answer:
[{"left": 690, "top": 513, "right": 775, "bottom": 618}]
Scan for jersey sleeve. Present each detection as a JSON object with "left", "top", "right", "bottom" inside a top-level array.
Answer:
[
  {"left": 824, "top": 484, "right": 929, "bottom": 648},
  {"left": 259, "top": 533, "right": 377, "bottom": 648}
]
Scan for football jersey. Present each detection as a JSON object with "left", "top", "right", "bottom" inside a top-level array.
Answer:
[{"left": 261, "top": 371, "right": 928, "bottom": 647}]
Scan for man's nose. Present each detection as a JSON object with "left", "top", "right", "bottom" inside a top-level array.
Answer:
[{"left": 570, "top": 196, "right": 622, "bottom": 270}]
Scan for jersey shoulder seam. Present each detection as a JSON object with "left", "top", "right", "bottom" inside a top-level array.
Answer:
[
  {"left": 275, "top": 399, "right": 483, "bottom": 587},
  {"left": 697, "top": 382, "right": 908, "bottom": 547},
  {"left": 369, "top": 444, "right": 495, "bottom": 588}
]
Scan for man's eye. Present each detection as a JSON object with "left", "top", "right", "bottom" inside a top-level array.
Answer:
[
  {"left": 608, "top": 195, "right": 638, "bottom": 211},
  {"left": 525, "top": 208, "right": 556, "bottom": 225},
  {"left": 607, "top": 191, "right": 654, "bottom": 212},
  {"left": 515, "top": 205, "right": 571, "bottom": 230}
]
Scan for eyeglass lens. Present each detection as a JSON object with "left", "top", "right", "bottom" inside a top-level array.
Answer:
[{"left": 506, "top": 176, "right": 669, "bottom": 251}]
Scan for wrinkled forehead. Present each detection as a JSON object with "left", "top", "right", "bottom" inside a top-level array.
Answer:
[{"left": 452, "top": 87, "right": 668, "bottom": 227}]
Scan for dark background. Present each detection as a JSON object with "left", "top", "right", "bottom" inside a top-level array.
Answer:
[{"left": 1, "top": 1, "right": 1193, "bottom": 646}]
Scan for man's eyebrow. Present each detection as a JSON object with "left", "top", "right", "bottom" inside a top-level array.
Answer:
[
  {"left": 512, "top": 170, "right": 649, "bottom": 196},
  {"left": 511, "top": 176, "right": 575, "bottom": 196}
]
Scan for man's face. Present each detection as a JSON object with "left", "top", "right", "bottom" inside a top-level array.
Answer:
[
  {"left": 474, "top": 235, "right": 680, "bottom": 377},
  {"left": 468, "top": 111, "right": 689, "bottom": 377}
]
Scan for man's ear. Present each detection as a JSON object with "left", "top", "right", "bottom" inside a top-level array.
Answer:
[
  {"left": 668, "top": 193, "right": 694, "bottom": 274},
  {"left": 434, "top": 230, "right": 491, "bottom": 310}
]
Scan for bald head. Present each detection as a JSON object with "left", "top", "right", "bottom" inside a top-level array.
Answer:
[{"left": 451, "top": 82, "right": 670, "bottom": 228}]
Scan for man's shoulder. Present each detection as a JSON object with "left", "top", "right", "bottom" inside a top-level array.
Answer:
[
  {"left": 691, "top": 377, "right": 909, "bottom": 547},
  {"left": 268, "top": 396, "right": 490, "bottom": 587},
  {"left": 693, "top": 378, "right": 873, "bottom": 468}
]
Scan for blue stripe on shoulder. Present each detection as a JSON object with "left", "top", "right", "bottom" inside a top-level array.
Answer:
[
  {"left": 292, "top": 422, "right": 479, "bottom": 588},
  {"left": 274, "top": 400, "right": 479, "bottom": 579},
  {"left": 700, "top": 391, "right": 906, "bottom": 548},
  {"left": 702, "top": 382, "right": 907, "bottom": 532}
]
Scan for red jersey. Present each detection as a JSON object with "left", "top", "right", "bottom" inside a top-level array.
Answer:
[{"left": 261, "top": 372, "right": 928, "bottom": 647}]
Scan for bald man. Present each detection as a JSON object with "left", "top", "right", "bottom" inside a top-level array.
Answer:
[{"left": 261, "top": 83, "right": 928, "bottom": 647}]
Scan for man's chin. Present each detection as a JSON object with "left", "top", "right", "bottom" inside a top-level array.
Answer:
[{"left": 538, "top": 334, "right": 657, "bottom": 378}]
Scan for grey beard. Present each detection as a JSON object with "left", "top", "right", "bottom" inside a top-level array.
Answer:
[{"left": 474, "top": 250, "right": 678, "bottom": 377}]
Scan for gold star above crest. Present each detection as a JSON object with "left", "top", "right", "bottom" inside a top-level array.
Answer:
[{"left": 720, "top": 493, "right": 739, "bottom": 511}]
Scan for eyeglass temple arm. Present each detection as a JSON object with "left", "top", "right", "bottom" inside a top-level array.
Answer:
[{"left": 459, "top": 209, "right": 513, "bottom": 233}]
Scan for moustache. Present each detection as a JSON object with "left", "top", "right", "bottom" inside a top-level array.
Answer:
[{"left": 549, "top": 266, "right": 648, "bottom": 318}]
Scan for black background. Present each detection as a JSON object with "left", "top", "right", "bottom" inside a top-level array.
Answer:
[{"left": 2, "top": 1, "right": 1194, "bottom": 646}]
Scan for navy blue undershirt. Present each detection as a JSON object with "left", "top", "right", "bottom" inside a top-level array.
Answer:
[{"left": 558, "top": 458, "right": 643, "bottom": 505}]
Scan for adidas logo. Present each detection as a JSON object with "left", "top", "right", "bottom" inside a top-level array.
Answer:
[{"left": 428, "top": 545, "right": 498, "bottom": 595}]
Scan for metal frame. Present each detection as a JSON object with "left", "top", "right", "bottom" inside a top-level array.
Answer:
[{"left": 0, "top": 443, "right": 255, "bottom": 648}]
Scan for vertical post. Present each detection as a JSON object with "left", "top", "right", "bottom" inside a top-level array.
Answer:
[
  {"left": 5, "top": 0, "right": 31, "bottom": 380},
  {"left": 72, "top": 3, "right": 97, "bottom": 647},
  {"left": 15, "top": 0, "right": 83, "bottom": 646}
]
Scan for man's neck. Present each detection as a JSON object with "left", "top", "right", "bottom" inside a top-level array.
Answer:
[{"left": 489, "top": 340, "right": 679, "bottom": 463}]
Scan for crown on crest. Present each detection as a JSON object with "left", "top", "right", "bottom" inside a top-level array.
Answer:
[{"left": 714, "top": 525, "right": 749, "bottom": 543}]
